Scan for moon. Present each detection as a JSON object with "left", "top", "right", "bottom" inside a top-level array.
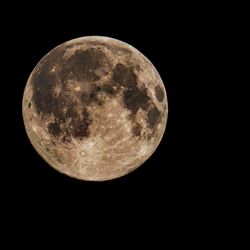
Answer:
[{"left": 22, "top": 36, "right": 168, "bottom": 181}]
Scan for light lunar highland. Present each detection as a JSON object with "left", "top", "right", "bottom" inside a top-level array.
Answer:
[{"left": 22, "top": 36, "right": 168, "bottom": 181}]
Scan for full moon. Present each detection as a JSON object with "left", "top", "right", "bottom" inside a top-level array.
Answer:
[{"left": 22, "top": 36, "right": 168, "bottom": 181}]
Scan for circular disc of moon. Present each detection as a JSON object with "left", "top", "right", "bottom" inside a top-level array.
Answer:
[{"left": 22, "top": 36, "right": 168, "bottom": 181}]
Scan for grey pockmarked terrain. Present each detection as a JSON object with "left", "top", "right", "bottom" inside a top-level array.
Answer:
[{"left": 23, "top": 36, "right": 168, "bottom": 181}]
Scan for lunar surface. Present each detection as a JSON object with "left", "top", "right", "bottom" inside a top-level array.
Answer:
[{"left": 22, "top": 36, "right": 168, "bottom": 181}]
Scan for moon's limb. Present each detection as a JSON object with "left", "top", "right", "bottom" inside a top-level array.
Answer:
[{"left": 22, "top": 36, "right": 168, "bottom": 181}]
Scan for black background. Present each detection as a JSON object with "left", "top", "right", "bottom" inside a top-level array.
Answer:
[{"left": 1, "top": 3, "right": 218, "bottom": 246}]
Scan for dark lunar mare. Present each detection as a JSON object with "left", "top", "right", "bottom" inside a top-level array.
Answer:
[
  {"left": 155, "top": 85, "right": 164, "bottom": 102},
  {"left": 31, "top": 47, "right": 109, "bottom": 141},
  {"left": 112, "top": 63, "right": 162, "bottom": 137},
  {"left": 60, "top": 48, "right": 109, "bottom": 83},
  {"left": 147, "top": 107, "right": 162, "bottom": 129}
]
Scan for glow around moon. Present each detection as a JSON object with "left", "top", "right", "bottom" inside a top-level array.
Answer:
[{"left": 22, "top": 36, "right": 168, "bottom": 181}]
